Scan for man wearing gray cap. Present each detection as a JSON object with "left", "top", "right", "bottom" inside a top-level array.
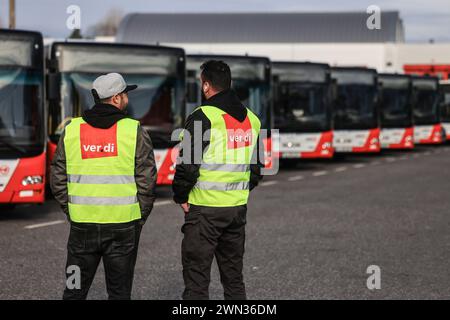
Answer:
[{"left": 50, "top": 73, "right": 157, "bottom": 300}]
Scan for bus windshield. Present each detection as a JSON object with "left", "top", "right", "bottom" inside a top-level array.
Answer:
[
  {"left": 0, "top": 37, "right": 44, "bottom": 158},
  {"left": 233, "top": 79, "right": 270, "bottom": 129},
  {"left": 187, "top": 56, "right": 271, "bottom": 129},
  {"left": 332, "top": 70, "right": 378, "bottom": 130},
  {"left": 274, "top": 82, "right": 330, "bottom": 132},
  {"left": 273, "top": 64, "right": 331, "bottom": 132},
  {"left": 379, "top": 77, "right": 412, "bottom": 128},
  {"left": 413, "top": 79, "right": 440, "bottom": 125},
  {"left": 51, "top": 44, "right": 185, "bottom": 148}
]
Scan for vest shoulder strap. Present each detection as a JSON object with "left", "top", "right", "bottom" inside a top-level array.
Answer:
[
  {"left": 199, "top": 106, "right": 261, "bottom": 129},
  {"left": 66, "top": 117, "right": 84, "bottom": 126}
]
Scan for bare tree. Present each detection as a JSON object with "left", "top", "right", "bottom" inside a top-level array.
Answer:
[
  {"left": 89, "top": 8, "right": 124, "bottom": 37},
  {"left": 68, "top": 29, "right": 83, "bottom": 39}
]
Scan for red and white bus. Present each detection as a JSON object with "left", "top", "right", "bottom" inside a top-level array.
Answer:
[
  {"left": 439, "top": 80, "right": 450, "bottom": 141},
  {"left": 411, "top": 76, "right": 443, "bottom": 144},
  {"left": 378, "top": 74, "right": 414, "bottom": 149},
  {"left": 46, "top": 42, "right": 186, "bottom": 185},
  {"left": 186, "top": 55, "right": 275, "bottom": 170},
  {"left": 331, "top": 67, "right": 381, "bottom": 153},
  {"left": 272, "top": 62, "right": 333, "bottom": 159},
  {"left": 0, "top": 30, "right": 46, "bottom": 206}
]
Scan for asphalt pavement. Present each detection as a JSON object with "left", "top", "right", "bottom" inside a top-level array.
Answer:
[{"left": 1, "top": 144, "right": 449, "bottom": 299}]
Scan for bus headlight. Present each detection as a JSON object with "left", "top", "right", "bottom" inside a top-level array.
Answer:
[{"left": 22, "top": 176, "right": 43, "bottom": 186}]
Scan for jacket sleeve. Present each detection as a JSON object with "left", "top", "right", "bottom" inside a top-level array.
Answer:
[
  {"left": 135, "top": 126, "right": 157, "bottom": 221},
  {"left": 172, "top": 109, "right": 211, "bottom": 204},
  {"left": 249, "top": 134, "right": 265, "bottom": 191},
  {"left": 50, "top": 131, "right": 69, "bottom": 217}
]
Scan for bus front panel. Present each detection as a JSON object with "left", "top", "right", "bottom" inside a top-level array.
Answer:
[{"left": 0, "top": 31, "right": 46, "bottom": 204}]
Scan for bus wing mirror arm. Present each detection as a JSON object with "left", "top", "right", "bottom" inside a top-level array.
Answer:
[{"left": 47, "top": 73, "right": 61, "bottom": 100}]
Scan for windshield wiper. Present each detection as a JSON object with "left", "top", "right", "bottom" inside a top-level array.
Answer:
[{"left": 0, "top": 140, "right": 27, "bottom": 154}]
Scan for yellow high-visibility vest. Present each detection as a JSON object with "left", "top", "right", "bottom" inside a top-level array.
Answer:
[
  {"left": 64, "top": 117, "right": 141, "bottom": 223},
  {"left": 187, "top": 106, "right": 261, "bottom": 207}
]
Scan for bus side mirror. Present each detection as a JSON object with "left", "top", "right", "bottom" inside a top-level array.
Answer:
[
  {"left": 411, "top": 86, "right": 419, "bottom": 104},
  {"left": 330, "top": 79, "right": 338, "bottom": 101},
  {"left": 46, "top": 73, "right": 60, "bottom": 100},
  {"left": 376, "top": 82, "right": 383, "bottom": 105},
  {"left": 272, "top": 75, "right": 280, "bottom": 101},
  {"left": 438, "top": 89, "right": 445, "bottom": 104},
  {"left": 186, "top": 82, "right": 198, "bottom": 103}
]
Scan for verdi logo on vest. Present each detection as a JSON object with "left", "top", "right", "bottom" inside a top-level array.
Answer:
[
  {"left": 80, "top": 123, "right": 118, "bottom": 159},
  {"left": 222, "top": 114, "right": 253, "bottom": 149}
]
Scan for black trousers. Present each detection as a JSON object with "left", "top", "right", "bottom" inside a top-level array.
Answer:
[
  {"left": 181, "top": 204, "right": 247, "bottom": 300},
  {"left": 63, "top": 220, "right": 142, "bottom": 300}
]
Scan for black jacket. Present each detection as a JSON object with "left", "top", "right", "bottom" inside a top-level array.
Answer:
[
  {"left": 50, "top": 103, "right": 157, "bottom": 222},
  {"left": 172, "top": 89, "right": 264, "bottom": 204}
]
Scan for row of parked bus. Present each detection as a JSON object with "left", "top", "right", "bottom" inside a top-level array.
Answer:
[{"left": 1, "top": 29, "right": 449, "bottom": 206}]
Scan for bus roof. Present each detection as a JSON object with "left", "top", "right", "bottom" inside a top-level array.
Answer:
[
  {"left": 272, "top": 61, "right": 330, "bottom": 83},
  {"left": 0, "top": 29, "right": 43, "bottom": 69},
  {"left": 0, "top": 29, "right": 42, "bottom": 41},
  {"left": 378, "top": 73, "right": 411, "bottom": 79},
  {"left": 187, "top": 54, "right": 270, "bottom": 64},
  {"left": 50, "top": 41, "right": 185, "bottom": 74},
  {"left": 411, "top": 75, "right": 439, "bottom": 90},
  {"left": 411, "top": 75, "right": 439, "bottom": 82},
  {"left": 331, "top": 66, "right": 377, "bottom": 74},
  {"left": 331, "top": 67, "right": 377, "bottom": 85},
  {"left": 51, "top": 41, "right": 185, "bottom": 57},
  {"left": 273, "top": 61, "right": 329, "bottom": 70}
]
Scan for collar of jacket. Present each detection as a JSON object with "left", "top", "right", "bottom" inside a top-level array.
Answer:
[
  {"left": 82, "top": 103, "right": 129, "bottom": 129},
  {"left": 204, "top": 89, "right": 247, "bottom": 122}
]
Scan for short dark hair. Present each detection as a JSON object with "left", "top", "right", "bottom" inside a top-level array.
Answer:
[{"left": 200, "top": 60, "right": 231, "bottom": 91}]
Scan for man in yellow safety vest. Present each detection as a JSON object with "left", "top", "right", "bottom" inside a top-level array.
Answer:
[
  {"left": 50, "top": 72, "right": 157, "bottom": 300},
  {"left": 173, "top": 60, "right": 264, "bottom": 300}
]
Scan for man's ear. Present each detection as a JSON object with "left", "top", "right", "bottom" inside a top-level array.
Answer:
[
  {"left": 203, "top": 81, "right": 210, "bottom": 93},
  {"left": 91, "top": 89, "right": 100, "bottom": 103},
  {"left": 112, "top": 94, "right": 119, "bottom": 104}
]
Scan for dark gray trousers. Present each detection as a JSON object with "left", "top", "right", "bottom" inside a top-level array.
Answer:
[{"left": 181, "top": 204, "right": 247, "bottom": 300}]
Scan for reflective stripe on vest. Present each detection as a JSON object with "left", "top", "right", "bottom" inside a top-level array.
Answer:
[
  {"left": 64, "top": 117, "right": 141, "bottom": 223},
  {"left": 194, "top": 181, "right": 250, "bottom": 191},
  {"left": 187, "top": 106, "right": 261, "bottom": 207},
  {"left": 69, "top": 195, "right": 138, "bottom": 206},
  {"left": 68, "top": 174, "right": 135, "bottom": 184},
  {"left": 200, "top": 163, "right": 250, "bottom": 172}
]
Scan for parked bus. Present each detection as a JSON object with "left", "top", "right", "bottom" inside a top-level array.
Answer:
[
  {"left": 411, "top": 76, "right": 443, "bottom": 144},
  {"left": 439, "top": 80, "right": 450, "bottom": 141},
  {"left": 0, "top": 30, "right": 46, "bottom": 206},
  {"left": 272, "top": 62, "right": 333, "bottom": 159},
  {"left": 186, "top": 55, "right": 274, "bottom": 169},
  {"left": 378, "top": 74, "right": 414, "bottom": 149},
  {"left": 46, "top": 42, "right": 186, "bottom": 185},
  {"left": 331, "top": 67, "right": 380, "bottom": 153}
]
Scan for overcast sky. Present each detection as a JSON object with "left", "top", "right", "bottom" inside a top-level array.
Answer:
[{"left": 0, "top": 0, "right": 449, "bottom": 42}]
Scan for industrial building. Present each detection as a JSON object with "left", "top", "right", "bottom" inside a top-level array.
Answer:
[{"left": 116, "top": 12, "right": 450, "bottom": 78}]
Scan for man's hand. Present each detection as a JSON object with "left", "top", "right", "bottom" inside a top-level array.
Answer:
[{"left": 180, "top": 203, "right": 190, "bottom": 214}]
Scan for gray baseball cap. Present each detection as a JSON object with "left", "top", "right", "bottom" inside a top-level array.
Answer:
[{"left": 92, "top": 72, "right": 137, "bottom": 100}]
